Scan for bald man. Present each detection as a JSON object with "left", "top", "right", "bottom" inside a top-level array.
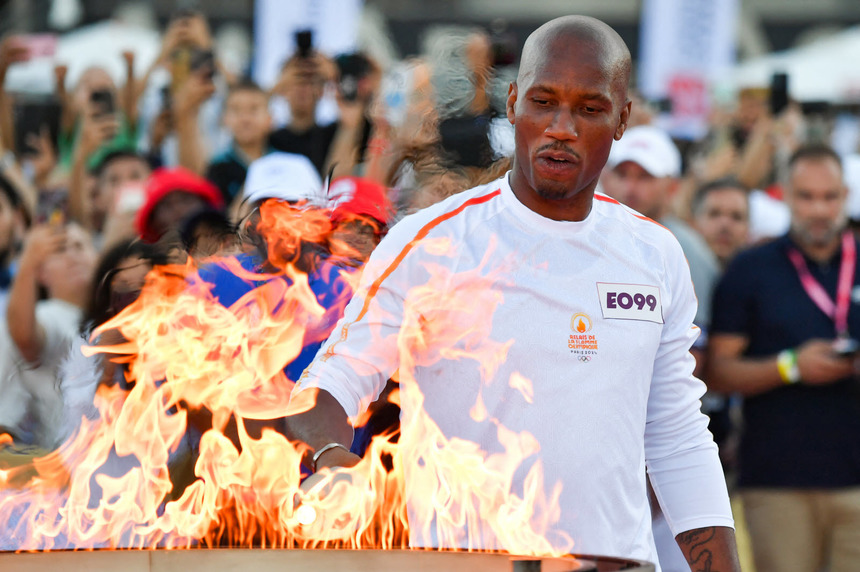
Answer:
[{"left": 286, "top": 16, "right": 739, "bottom": 570}]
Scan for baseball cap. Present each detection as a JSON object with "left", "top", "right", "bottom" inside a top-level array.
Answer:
[
  {"left": 327, "top": 176, "right": 392, "bottom": 226},
  {"left": 136, "top": 167, "right": 224, "bottom": 243},
  {"left": 608, "top": 125, "right": 682, "bottom": 178},
  {"left": 242, "top": 152, "right": 324, "bottom": 206}
]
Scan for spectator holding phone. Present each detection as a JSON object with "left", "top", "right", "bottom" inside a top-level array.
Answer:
[
  {"left": 56, "top": 62, "right": 138, "bottom": 174},
  {"left": 268, "top": 41, "right": 375, "bottom": 178},
  {"left": 138, "top": 11, "right": 226, "bottom": 175},
  {"left": 0, "top": 222, "right": 96, "bottom": 449},
  {"left": 709, "top": 145, "right": 860, "bottom": 572}
]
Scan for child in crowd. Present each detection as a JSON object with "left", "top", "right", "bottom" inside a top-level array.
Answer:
[{"left": 205, "top": 81, "right": 272, "bottom": 207}]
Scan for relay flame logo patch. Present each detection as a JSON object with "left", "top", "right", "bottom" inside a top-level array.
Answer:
[
  {"left": 570, "top": 313, "right": 592, "bottom": 333},
  {"left": 568, "top": 312, "right": 598, "bottom": 359}
]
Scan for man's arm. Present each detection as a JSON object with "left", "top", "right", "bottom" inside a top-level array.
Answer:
[
  {"left": 284, "top": 387, "right": 360, "bottom": 470},
  {"left": 7, "top": 226, "right": 65, "bottom": 363},
  {"left": 645, "top": 235, "right": 737, "bottom": 567},
  {"left": 707, "top": 333, "right": 853, "bottom": 396},
  {"left": 173, "top": 69, "right": 215, "bottom": 175},
  {"left": 676, "top": 526, "right": 741, "bottom": 572}
]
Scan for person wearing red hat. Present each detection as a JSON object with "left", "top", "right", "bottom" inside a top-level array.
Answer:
[
  {"left": 327, "top": 176, "right": 391, "bottom": 264},
  {"left": 135, "top": 167, "right": 224, "bottom": 243}
]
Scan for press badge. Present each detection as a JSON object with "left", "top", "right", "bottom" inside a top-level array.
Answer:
[{"left": 596, "top": 283, "right": 664, "bottom": 324}]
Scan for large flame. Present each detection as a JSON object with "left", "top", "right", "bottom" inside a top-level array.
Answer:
[{"left": 0, "top": 200, "right": 572, "bottom": 557}]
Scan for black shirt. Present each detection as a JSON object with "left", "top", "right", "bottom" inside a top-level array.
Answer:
[
  {"left": 711, "top": 234, "right": 860, "bottom": 488},
  {"left": 268, "top": 122, "right": 339, "bottom": 176},
  {"left": 205, "top": 147, "right": 250, "bottom": 205}
]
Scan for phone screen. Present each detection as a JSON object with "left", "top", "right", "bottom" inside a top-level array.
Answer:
[
  {"left": 770, "top": 73, "right": 789, "bottom": 116},
  {"left": 90, "top": 89, "right": 115, "bottom": 117}
]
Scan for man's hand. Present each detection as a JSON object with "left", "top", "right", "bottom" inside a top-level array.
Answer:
[
  {"left": 19, "top": 225, "right": 66, "bottom": 272},
  {"left": 172, "top": 69, "right": 215, "bottom": 118},
  {"left": 149, "top": 109, "right": 172, "bottom": 151},
  {"left": 676, "top": 526, "right": 741, "bottom": 572},
  {"left": 78, "top": 111, "right": 118, "bottom": 159},
  {"left": 0, "top": 36, "right": 30, "bottom": 75},
  {"left": 795, "top": 338, "right": 854, "bottom": 385},
  {"left": 25, "top": 126, "right": 57, "bottom": 187},
  {"left": 294, "top": 463, "right": 371, "bottom": 542}
]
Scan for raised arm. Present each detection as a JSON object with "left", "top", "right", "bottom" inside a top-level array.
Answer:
[
  {"left": 0, "top": 36, "right": 30, "bottom": 153},
  {"left": 172, "top": 68, "right": 214, "bottom": 176},
  {"left": 68, "top": 110, "right": 118, "bottom": 229},
  {"left": 120, "top": 50, "right": 139, "bottom": 133},
  {"left": 6, "top": 226, "right": 66, "bottom": 363}
]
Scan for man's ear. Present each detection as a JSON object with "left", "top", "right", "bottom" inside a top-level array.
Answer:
[
  {"left": 506, "top": 82, "right": 518, "bottom": 125},
  {"left": 614, "top": 99, "right": 632, "bottom": 140}
]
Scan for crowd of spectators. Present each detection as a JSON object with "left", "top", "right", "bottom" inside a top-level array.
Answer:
[{"left": 0, "top": 9, "right": 857, "bottom": 572}]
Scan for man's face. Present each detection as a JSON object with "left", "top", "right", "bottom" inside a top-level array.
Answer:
[
  {"left": 330, "top": 216, "right": 382, "bottom": 263},
  {"left": 693, "top": 187, "right": 749, "bottom": 264},
  {"left": 224, "top": 90, "right": 271, "bottom": 146},
  {"left": 150, "top": 191, "right": 208, "bottom": 238},
  {"left": 96, "top": 157, "right": 151, "bottom": 220},
  {"left": 785, "top": 158, "right": 847, "bottom": 248},
  {"left": 607, "top": 161, "right": 673, "bottom": 220},
  {"left": 506, "top": 39, "right": 629, "bottom": 204}
]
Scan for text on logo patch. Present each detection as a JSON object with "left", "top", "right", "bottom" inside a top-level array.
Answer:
[{"left": 596, "top": 283, "right": 663, "bottom": 324}]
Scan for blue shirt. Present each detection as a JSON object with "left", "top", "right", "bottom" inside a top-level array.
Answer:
[
  {"left": 199, "top": 252, "right": 355, "bottom": 382},
  {"left": 711, "top": 234, "right": 860, "bottom": 488}
]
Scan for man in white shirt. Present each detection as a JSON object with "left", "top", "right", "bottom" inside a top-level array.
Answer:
[{"left": 285, "top": 15, "right": 739, "bottom": 571}]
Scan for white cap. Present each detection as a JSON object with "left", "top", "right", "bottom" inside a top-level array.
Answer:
[
  {"left": 242, "top": 152, "right": 324, "bottom": 205},
  {"left": 608, "top": 125, "right": 682, "bottom": 178}
]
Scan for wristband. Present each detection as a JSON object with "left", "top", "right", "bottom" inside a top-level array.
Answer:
[
  {"left": 777, "top": 349, "right": 801, "bottom": 384},
  {"left": 311, "top": 442, "right": 349, "bottom": 471}
]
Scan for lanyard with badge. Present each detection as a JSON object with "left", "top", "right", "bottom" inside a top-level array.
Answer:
[{"left": 787, "top": 231, "right": 858, "bottom": 354}]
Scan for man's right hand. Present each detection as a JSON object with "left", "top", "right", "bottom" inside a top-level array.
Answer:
[
  {"left": 795, "top": 338, "right": 855, "bottom": 385},
  {"left": 79, "top": 111, "right": 119, "bottom": 158},
  {"left": 294, "top": 462, "right": 371, "bottom": 542}
]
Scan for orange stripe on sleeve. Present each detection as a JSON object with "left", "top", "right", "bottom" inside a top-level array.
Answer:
[
  {"left": 320, "top": 188, "right": 502, "bottom": 362},
  {"left": 594, "top": 194, "right": 669, "bottom": 230}
]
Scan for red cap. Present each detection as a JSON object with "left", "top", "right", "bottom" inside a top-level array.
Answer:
[
  {"left": 135, "top": 167, "right": 224, "bottom": 242},
  {"left": 327, "top": 176, "right": 392, "bottom": 226}
]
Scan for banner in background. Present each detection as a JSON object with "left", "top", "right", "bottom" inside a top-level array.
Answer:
[
  {"left": 253, "top": 0, "right": 363, "bottom": 89},
  {"left": 638, "top": 0, "right": 739, "bottom": 139}
]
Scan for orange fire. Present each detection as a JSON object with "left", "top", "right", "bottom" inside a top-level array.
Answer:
[{"left": 0, "top": 201, "right": 572, "bottom": 557}]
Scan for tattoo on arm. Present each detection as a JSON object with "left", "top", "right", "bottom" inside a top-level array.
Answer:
[{"left": 676, "top": 526, "right": 717, "bottom": 572}]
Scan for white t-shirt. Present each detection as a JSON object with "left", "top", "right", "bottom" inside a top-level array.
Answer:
[
  {"left": 295, "top": 174, "right": 733, "bottom": 564},
  {"left": 0, "top": 299, "right": 82, "bottom": 448}
]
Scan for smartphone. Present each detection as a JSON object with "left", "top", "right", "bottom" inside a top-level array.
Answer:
[
  {"left": 295, "top": 29, "right": 313, "bottom": 59},
  {"left": 770, "top": 72, "right": 789, "bottom": 116},
  {"left": 160, "top": 85, "right": 172, "bottom": 112},
  {"left": 832, "top": 337, "right": 860, "bottom": 357},
  {"left": 189, "top": 48, "right": 215, "bottom": 81},
  {"left": 36, "top": 189, "right": 67, "bottom": 225},
  {"left": 335, "top": 53, "right": 370, "bottom": 102},
  {"left": 90, "top": 89, "right": 115, "bottom": 117}
]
